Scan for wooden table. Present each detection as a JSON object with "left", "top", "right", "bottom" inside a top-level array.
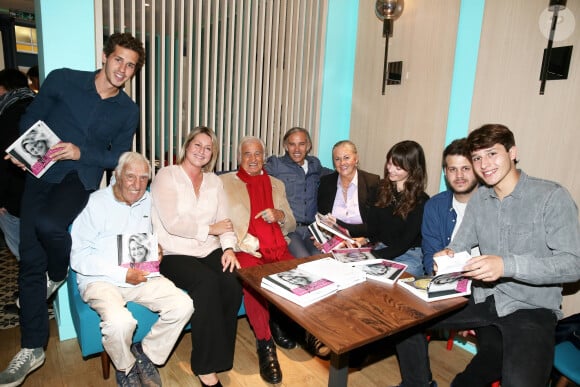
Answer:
[{"left": 237, "top": 255, "right": 468, "bottom": 387}]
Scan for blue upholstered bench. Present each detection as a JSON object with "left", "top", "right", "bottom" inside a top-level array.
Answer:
[{"left": 67, "top": 270, "right": 245, "bottom": 379}]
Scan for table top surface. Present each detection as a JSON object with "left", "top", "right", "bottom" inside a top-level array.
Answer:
[{"left": 238, "top": 255, "right": 468, "bottom": 355}]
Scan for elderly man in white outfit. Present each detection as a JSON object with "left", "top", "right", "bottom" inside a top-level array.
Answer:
[{"left": 70, "top": 152, "right": 193, "bottom": 387}]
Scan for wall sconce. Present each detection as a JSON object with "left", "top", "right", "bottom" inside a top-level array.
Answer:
[
  {"left": 539, "top": 0, "right": 570, "bottom": 95},
  {"left": 375, "top": 0, "right": 404, "bottom": 95}
]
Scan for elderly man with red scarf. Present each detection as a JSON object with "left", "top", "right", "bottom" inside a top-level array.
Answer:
[{"left": 220, "top": 136, "right": 298, "bottom": 384}]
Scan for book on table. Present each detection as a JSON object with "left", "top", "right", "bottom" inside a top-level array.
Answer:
[
  {"left": 398, "top": 251, "right": 472, "bottom": 302},
  {"left": 5, "top": 120, "right": 62, "bottom": 178},
  {"left": 261, "top": 268, "right": 339, "bottom": 307},
  {"left": 297, "top": 257, "right": 366, "bottom": 290},
  {"left": 117, "top": 233, "right": 160, "bottom": 277},
  {"left": 349, "top": 258, "right": 408, "bottom": 284},
  {"left": 332, "top": 247, "right": 376, "bottom": 263}
]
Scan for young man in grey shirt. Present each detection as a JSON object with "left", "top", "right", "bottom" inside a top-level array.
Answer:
[{"left": 393, "top": 124, "right": 580, "bottom": 387}]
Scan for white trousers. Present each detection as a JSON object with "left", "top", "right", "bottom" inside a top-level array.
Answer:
[{"left": 82, "top": 277, "right": 194, "bottom": 372}]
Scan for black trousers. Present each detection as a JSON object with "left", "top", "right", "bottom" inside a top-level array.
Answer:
[
  {"left": 160, "top": 249, "right": 243, "bottom": 375},
  {"left": 18, "top": 172, "right": 91, "bottom": 348},
  {"left": 395, "top": 296, "right": 557, "bottom": 387}
]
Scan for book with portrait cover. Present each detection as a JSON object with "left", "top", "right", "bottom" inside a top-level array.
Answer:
[
  {"left": 5, "top": 120, "right": 62, "bottom": 178},
  {"left": 297, "top": 257, "right": 366, "bottom": 290},
  {"left": 350, "top": 258, "right": 408, "bottom": 284},
  {"left": 117, "top": 233, "right": 160, "bottom": 277},
  {"left": 315, "top": 213, "right": 355, "bottom": 244},
  {"left": 398, "top": 252, "right": 472, "bottom": 302},
  {"left": 332, "top": 247, "right": 376, "bottom": 263},
  {"left": 261, "top": 268, "right": 338, "bottom": 307}
]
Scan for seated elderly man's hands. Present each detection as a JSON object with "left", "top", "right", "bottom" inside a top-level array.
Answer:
[
  {"left": 126, "top": 268, "right": 150, "bottom": 285},
  {"left": 255, "top": 208, "right": 285, "bottom": 224}
]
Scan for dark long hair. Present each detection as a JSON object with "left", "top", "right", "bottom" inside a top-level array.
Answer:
[{"left": 375, "top": 140, "right": 427, "bottom": 218}]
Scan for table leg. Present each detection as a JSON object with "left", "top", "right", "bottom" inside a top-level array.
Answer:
[{"left": 328, "top": 351, "right": 349, "bottom": 387}]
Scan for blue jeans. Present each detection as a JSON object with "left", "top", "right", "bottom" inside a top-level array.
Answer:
[
  {"left": 395, "top": 296, "right": 557, "bottom": 387},
  {"left": 0, "top": 210, "right": 20, "bottom": 260},
  {"left": 287, "top": 225, "right": 319, "bottom": 258},
  {"left": 394, "top": 246, "right": 424, "bottom": 277}
]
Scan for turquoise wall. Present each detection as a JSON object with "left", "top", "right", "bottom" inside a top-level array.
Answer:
[
  {"left": 317, "top": 0, "right": 359, "bottom": 168},
  {"left": 35, "top": 0, "right": 96, "bottom": 341}
]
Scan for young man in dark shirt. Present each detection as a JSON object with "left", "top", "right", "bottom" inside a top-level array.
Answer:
[{"left": 0, "top": 33, "right": 145, "bottom": 387}]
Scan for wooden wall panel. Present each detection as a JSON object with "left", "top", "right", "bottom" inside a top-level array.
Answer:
[
  {"left": 350, "top": 0, "right": 461, "bottom": 195},
  {"left": 470, "top": 0, "right": 580, "bottom": 316},
  {"left": 351, "top": 0, "right": 580, "bottom": 315}
]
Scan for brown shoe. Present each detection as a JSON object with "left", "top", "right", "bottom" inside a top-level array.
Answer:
[{"left": 304, "top": 332, "right": 331, "bottom": 358}]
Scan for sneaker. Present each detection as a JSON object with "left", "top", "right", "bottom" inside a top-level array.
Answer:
[
  {"left": 0, "top": 348, "right": 45, "bottom": 387},
  {"left": 130, "top": 343, "right": 161, "bottom": 387},
  {"left": 115, "top": 365, "right": 141, "bottom": 387},
  {"left": 14, "top": 274, "right": 64, "bottom": 309},
  {"left": 46, "top": 274, "right": 64, "bottom": 300}
]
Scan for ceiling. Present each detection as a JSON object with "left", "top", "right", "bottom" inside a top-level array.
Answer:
[{"left": 0, "top": 0, "right": 34, "bottom": 13}]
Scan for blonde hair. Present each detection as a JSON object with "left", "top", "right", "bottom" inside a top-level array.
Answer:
[{"left": 177, "top": 126, "right": 219, "bottom": 172}]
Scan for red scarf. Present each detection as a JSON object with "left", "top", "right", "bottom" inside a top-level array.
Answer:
[{"left": 237, "top": 168, "right": 289, "bottom": 260}]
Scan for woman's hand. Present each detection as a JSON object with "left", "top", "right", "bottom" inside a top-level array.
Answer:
[
  {"left": 209, "top": 218, "right": 233, "bottom": 235},
  {"left": 351, "top": 237, "right": 367, "bottom": 248},
  {"left": 221, "top": 248, "right": 240, "bottom": 272}
]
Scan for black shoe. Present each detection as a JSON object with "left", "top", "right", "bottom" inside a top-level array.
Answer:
[
  {"left": 304, "top": 332, "right": 331, "bottom": 358},
  {"left": 257, "top": 339, "right": 282, "bottom": 384},
  {"left": 269, "top": 320, "right": 297, "bottom": 349}
]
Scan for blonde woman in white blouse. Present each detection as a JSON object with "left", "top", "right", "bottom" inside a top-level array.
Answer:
[{"left": 150, "top": 126, "right": 242, "bottom": 387}]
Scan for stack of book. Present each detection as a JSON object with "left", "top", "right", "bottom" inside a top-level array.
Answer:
[
  {"left": 297, "top": 257, "right": 366, "bottom": 290},
  {"left": 261, "top": 268, "right": 339, "bottom": 307},
  {"left": 332, "top": 247, "right": 408, "bottom": 284}
]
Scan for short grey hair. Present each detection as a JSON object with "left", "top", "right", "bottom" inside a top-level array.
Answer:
[
  {"left": 283, "top": 127, "right": 312, "bottom": 154},
  {"left": 237, "top": 136, "right": 265, "bottom": 164},
  {"left": 114, "top": 152, "right": 151, "bottom": 178}
]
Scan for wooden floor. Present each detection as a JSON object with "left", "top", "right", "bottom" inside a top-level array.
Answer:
[{"left": 0, "top": 317, "right": 473, "bottom": 386}]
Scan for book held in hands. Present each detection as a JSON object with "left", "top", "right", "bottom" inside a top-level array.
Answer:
[
  {"left": 350, "top": 258, "right": 408, "bottom": 284},
  {"left": 5, "top": 120, "right": 62, "bottom": 178},
  {"left": 309, "top": 213, "right": 355, "bottom": 253},
  {"left": 117, "top": 233, "right": 160, "bottom": 277},
  {"left": 315, "top": 213, "right": 355, "bottom": 244},
  {"left": 398, "top": 251, "right": 472, "bottom": 302},
  {"left": 261, "top": 268, "right": 338, "bottom": 307}
]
